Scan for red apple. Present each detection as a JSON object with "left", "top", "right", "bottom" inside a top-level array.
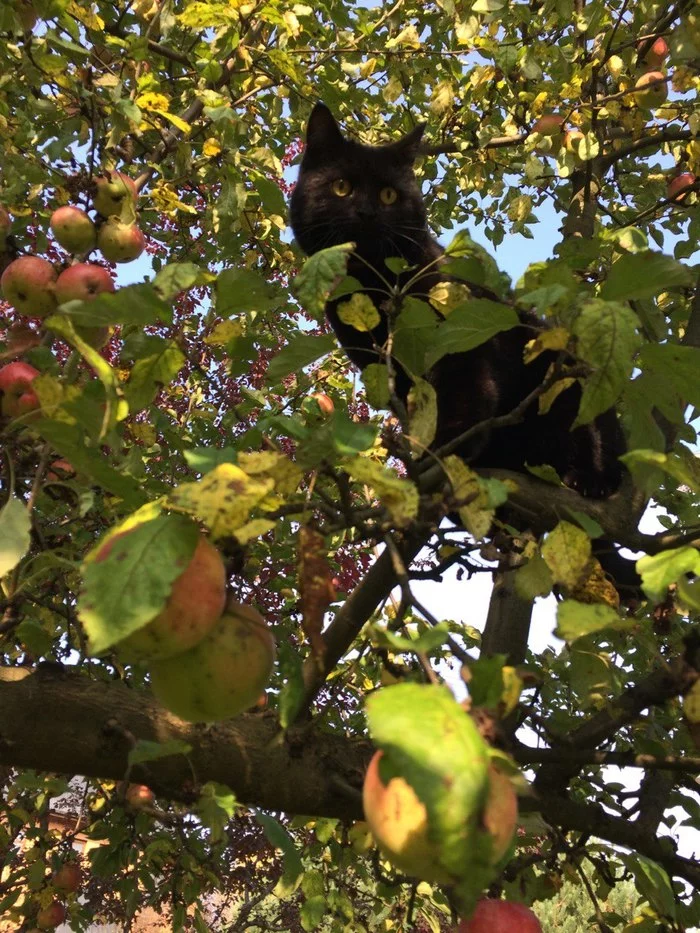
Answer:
[
  {"left": 0, "top": 360, "right": 40, "bottom": 418},
  {"left": 125, "top": 783, "right": 155, "bottom": 809},
  {"left": 50, "top": 207, "right": 97, "bottom": 254},
  {"left": 97, "top": 219, "right": 146, "bottom": 263},
  {"left": 531, "top": 114, "right": 565, "bottom": 156},
  {"left": 55, "top": 262, "right": 114, "bottom": 303},
  {"left": 93, "top": 531, "right": 227, "bottom": 661},
  {"left": 0, "top": 205, "right": 11, "bottom": 249},
  {"left": 667, "top": 172, "right": 696, "bottom": 202},
  {"left": 93, "top": 171, "right": 138, "bottom": 218},
  {"left": 311, "top": 392, "right": 334, "bottom": 415},
  {"left": 459, "top": 899, "right": 542, "bottom": 932},
  {"left": 150, "top": 602, "right": 276, "bottom": 723},
  {"left": 634, "top": 70, "right": 668, "bottom": 108},
  {"left": 46, "top": 459, "right": 75, "bottom": 482},
  {"left": 638, "top": 36, "right": 669, "bottom": 68},
  {"left": 36, "top": 901, "right": 67, "bottom": 930},
  {"left": 1, "top": 255, "right": 57, "bottom": 318},
  {"left": 52, "top": 862, "right": 81, "bottom": 893}
]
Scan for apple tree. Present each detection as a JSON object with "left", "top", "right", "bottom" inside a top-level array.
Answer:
[{"left": 0, "top": 0, "right": 699, "bottom": 930}]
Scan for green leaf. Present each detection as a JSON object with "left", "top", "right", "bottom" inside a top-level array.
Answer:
[
  {"left": 639, "top": 344, "right": 700, "bottom": 409},
  {"left": 255, "top": 812, "right": 303, "bottom": 892},
  {"left": 541, "top": 521, "right": 592, "bottom": 589},
  {"left": 216, "top": 267, "right": 280, "bottom": 316},
  {"left": 467, "top": 655, "right": 509, "bottom": 708},
  {"left": 15, "top": 619, "right": 53, "bottom": 657},
  {"left": 572, "top": 299, "right": 641, "bottom": 425},
  {"left": 392, "top": 298, "right": 438, "bottom": 376},
  {"left": 79, "top": 514, "right": 200, "bottom": 655},
  {"left": 196, "top": 782, "right": 238, "bottom": 844},
  {"left": 300, "top": 895, "right": 327, "bottom": 931},
  {"left": 124, "top": 339, "right": 186, "bottom": 412},
  {"left": 362, "top": 363, "right": 390, "bottom": 409},
  {"left": 600, "top": 252, "right": 693, "bottom": 302},
  {"left": 555, "top": 600, "right": 630, "bottom": 643},
  {"left": 425, "top": 299, "right": 519, "bottom": 368},
  {"left": 407, "top": 378, "right": 437, "bottom": 452},
  {"left": 266, "top": 333, "right": 337, "bottom": 384},
  {"left": 514, "top": 555, "right": 553, "bottom": 600},
  {"left": 183, "top": 447, "right": 238, "bottom": 474},
  {"left": 637, "top": 547, "right": 700, "bottom": 603},
  {"left": 625, "top": 854, "right": 677, "bottom": 920},
  {"left": 55, "top": 284, "right": 173, "bottom": 327},
  {"left": 371, "top": 621, "right": 451, "bottom": 655},
  {"left": 153, "top": 262, "right": 205, "bottom": 301},
  {"left": 443, "top": 230, "right": 510, "bottom": 297},
  {"left": 128, "top": 739, "right": 192, "bottom": 767},
  {"left": 293, "top": 243, "right": 354, "bottom": 318},
  {"left": 278, "top": 640, "right": 305, "bottom": 729},
  {"left": 331, "top": 411, "right": 378, "bottom": 455},
  {"left": 0, "top": 497, "right": 31, "bottom": 578}
]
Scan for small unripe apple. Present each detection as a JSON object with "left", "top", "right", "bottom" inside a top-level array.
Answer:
[
  {"left": 93, "top": 171, "right": 138, "bottom": 218},
  {"left": 50, "top": 207, "right": 97, "bottom": 254},
  {"left": 638, "top": 36, "right": 669, "bottom": 68},
  {"left": 0, "top": 205, "right": 11, "bottom": 249},
  {"left": 458, "top": 899, "right": 542, "bottom": 932},
  {"left": 125, "top": 783, "right": 156, "bottom": 809},
  {"left": 1, "top": 255, "right": 58, "bottom": 318},
  {"left": 667, "top": 171, "right": 696, "bottom": 202},
  {"left": 52, "top": 862, "right": 81, "bottom": 893},
  {"left": 150, "top": 603, "right": 276, "bottom": 722},
  {"left": 0, "top": 360, "right": 40, "bottom": 418},
  {"left": 36, "top": 901, "right": 67, "bottom": 930},
  {"left": 634, "top": 70, "right": 668, "bottom": 108},
  {"left": 55, "top": 263, "right": 115, "bottom": 303},
  {"left": 93, "top": 531, "right": 227, "bottom": 662},
  {"left": 97, "top": 219, "right": 146, "bottom": 263},
  {"left": 606, "top": 54, "right": 625, "bottom": 78}
]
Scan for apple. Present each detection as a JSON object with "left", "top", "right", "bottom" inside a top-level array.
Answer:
[
  {"left": 93, "top": 171, "right": 138, "bottom": 218},
  {"left": 52, "top": 862, "right": 81, "bottom": 893},
  {"left": 55, "top": 263, "right": 114, "bottom": 303},
  {"left": 606, "top": 54, "right": 625, "bottom": 78},
  {"left": 639, "top": 36, "right": 669, "bottom": 68},
  {"left": 634, "top": 70, "right": 668, "bottom": 108},
  {"left": 97, "top": 219, "right": 146, "bottom": 263},
  {"left": 0, "top": 360, "right": 40, "bottom": 418},
  {"left": 36, "top": 901, "right": 67, "bottom": 930},
  {"left": 50, "top": 207, "right": 97, "bottom": 254},
  {"left": 93, "top": 531, "right": 227, "bottom": 662},
  {"left": 530, "top": 114, "right": 565, "bottom": 156},
  {"left": 311, "top": 392, "right": 334, "bottom": 415},
  {"left": 1, "top": 255, "right": 58, "bottom": 318},
  {"left": 149, "top": 602, "right": 276, "bottom": 722},
  {"left": 125, "top": 783, "right": 155, "bottom": 809},
  {"left": 564, "top": 129, "right": 585, "bottom": 160},
  {"left": 668, "top": 171, "right": 696, "bottom": 202},
  {"left": 46, "top": 459, "right": 75, "bottom": 482},
  {"left": 481, "top": 766, "right": 518, "bottom": 861},
  {"left": 0, "top": 205, "right": 11, "bottom": 249},
  {"left": 458, "top": 899, "right": 542, "bottom": 933}
]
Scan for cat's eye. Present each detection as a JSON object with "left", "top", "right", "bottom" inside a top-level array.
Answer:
[
  {"left": 331, "top": 178, "right": 352, "bottom": 197},
  {"left": 379, "top": 187, "right": 398, "bottom": 205}
]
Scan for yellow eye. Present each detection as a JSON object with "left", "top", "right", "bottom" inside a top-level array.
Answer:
[
  {"left": 380, "top": 187, "right": 398, "bottom": 205},
  {"left": 331, "top": 178, "right": 352, "bottom": 197}
]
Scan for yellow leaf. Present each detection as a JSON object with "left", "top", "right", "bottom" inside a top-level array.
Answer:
[
  {"left": 67, "top": 0, "right": 104, "bottom": 29},
  {"left": 150, "top": 183, "right": 198, "bottom": 216},
  {"left": 233, "top": 518, "right": 276, "bottom": 544},
  {"left": 570, "top": 558, "right": 620, "bottom": 609},
  {"left": 136, "top": 92, "right": 170, "bottom": 112},
  {"left": 443, "top": 456, "right": 494, "bottom": 540},
  {"left": 31, "top": 374, "right": 80, "bottom": 423},
  {"left": 155, "top": 109, "right": 191, "bottom": 135},
  {"left": 204, "top": 319, "right": 243, "bottom": 346},
  {"left": 684, "top": 680, "right": 700, "bottom": 724},
  {"left": 346, "top": 458, "right": 418, "bottom": 527},
  {"left": 131, "top": 423, "right": 157, "bottom": 446},
  {"left": 203, "top": 137, "right": 222, "bottom": 157},
  {"left": 165, "top": 464, "right": 274, "bottom": 540},
  {"left": 428, "top": 280, "right": 471, "bottom": 317},
  {"left": 407, "top": 378, "right": 437, "bottom": 453},
  {"left": 386, "top": 25, "right": 421, "bottom": 49},
  {"left": 501, "top": 666, "right": 524, "bottom": 716},
  {"left": 337, "top": 293, "right": 381, "bottom": 332},
  {"left": 524, "top": 327, "right": 570, "bottom": 362},
  {"left": 238, "top": 451, "right": 303, "bottom": 496},
  {"left": 542, "top": 521, "right": 591, "bottom": 590},
  {"left": 539, "top": 374, "right": 576, "bottom": 414}
]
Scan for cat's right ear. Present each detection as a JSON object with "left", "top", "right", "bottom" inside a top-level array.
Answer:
[{"left": 305, "top": 103, "right": 345, "bottom": 154}]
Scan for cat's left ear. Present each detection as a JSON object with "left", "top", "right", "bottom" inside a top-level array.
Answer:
[{"left": 389, "top": 123, "right": 426, "bottom": 163}]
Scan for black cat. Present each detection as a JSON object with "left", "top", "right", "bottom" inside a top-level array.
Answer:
[{"left": 290, "top": 103, "right": 626, "bottom": 503}]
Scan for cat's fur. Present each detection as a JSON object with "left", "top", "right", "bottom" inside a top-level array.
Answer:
[{"left": 290, "top": 103, "right": 626, "bottom": 501}]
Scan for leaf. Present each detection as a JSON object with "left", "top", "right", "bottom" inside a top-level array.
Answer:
[
  {"left": 278, "top": 640, "right": 305, "bottom": 729},
  {"left": 336, "top": 292, "right": 381, "bottom": 331},
  {"left": 331, "top": 412, "right": 378, "bottom": 455},
  {"left": 165, "top": 463, "right": 274, "bottom": 539},
  {"left": 571, "top": 299, "right": 641, "bottom": 425},
  {"left": 300, "top": 895, "right": 327, "bottom": 931},
  {"left": 79, "top": 514, "right": 200, "bottom": 655},
  {"left": 216, "top": 267, "right": 280, "bottom": 315},
  {"left": 425, "top": 300, "right": 519, "bottom": 368},
  {"left": 541, "top": 521, "right": 592, "bottom": 589},
  {"left": 54, "top": 284, "right": 173, "bottom": 327},
  {"left": 637, "top": 547, "right": 700, "bottom": 603},
  {"left": 600, "top": 252, "right": 693, "bottom": 302},
  {"left": 346, "top": 457, "right": 419, "bottom": 527},
  {"left": 362, "top": 363, "right": 390, "bottom": 409},
  {"left": 555, "top": 600, "right": 630, "bottom": 643},
  {"left": 293, "top": 243, "right": 354, "bottom": 319},
  {"left": 266, "top": 333, "right": 337, "bottom": 384},
  {"left": 0, "top": 497, "right": 31, "bottom": 578},
  {"left": 153, "top": 262, "right": 206, "bottom": 300},
  {"left": 407, "top": 378, "right": 437, "bottom": 453},
  {"left": 255, "top": 812, "right": 303, "bottom": 893},
  {"left": 371, "top": 621, "right": 451, "bottom": 655},
  {"left": 639, "top": 344, "right": 700, "bottom": 409},
  {"left": 196, "top": 782, "right": 238, "bottom": 844},
  {"left": 625, "top": 854, "right": 677, "bottom": 921},
  {"left": 128, "top": 739, "right": 192, "bottom": 767},
  {"left": 514, "top": 555, "right": 553, "bottom": 600},
  {"left": 392, "top": 298, "right": 438, "bottom": 377},
  {"left": 124, "top": 340, "right": 185, "bottom": 412},
  {"left": 443, "top": 456, "right": 495, "bottom": 540}
]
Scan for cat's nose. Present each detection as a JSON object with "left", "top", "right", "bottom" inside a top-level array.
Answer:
[{"left": 356, "top": 206, "right": 377, "bottom": 221}]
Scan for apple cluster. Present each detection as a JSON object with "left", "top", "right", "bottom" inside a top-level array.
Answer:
[
  {"left": 0, "top": 171, "right": 146, "bottom": 421},
  {"left": 91, "top": 523, "right": 276, "bottom": 723},
  {"left": 27, "top": 860, "right": 82, "bottom": 930}
]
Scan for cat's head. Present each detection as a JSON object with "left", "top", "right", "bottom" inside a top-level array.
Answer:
[{"left": 289, "top": 103, "right": 427, "bottom": 264}]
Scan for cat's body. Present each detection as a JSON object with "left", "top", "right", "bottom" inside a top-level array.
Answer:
[{"left": 290, "top": 103, "right": 626, "bottom": 500}]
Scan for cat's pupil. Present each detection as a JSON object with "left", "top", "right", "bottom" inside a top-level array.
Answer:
[
  {"left": 380, "top": 187, "right": 398, "bottom": 205},
  {"left": 331, "top": 178, "right": 352, "bottom": 197}
]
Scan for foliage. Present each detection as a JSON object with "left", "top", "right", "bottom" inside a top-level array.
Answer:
[{"left": 0, "top": 0, "right": 699, "bottom": 930}]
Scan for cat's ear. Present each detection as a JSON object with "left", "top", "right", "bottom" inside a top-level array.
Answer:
[
  {"left": 305, "top": 103, "right": 344, "bottom": 154},
  {"left": 389, "top": 123, "right": 426, "bottom": 163}
]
